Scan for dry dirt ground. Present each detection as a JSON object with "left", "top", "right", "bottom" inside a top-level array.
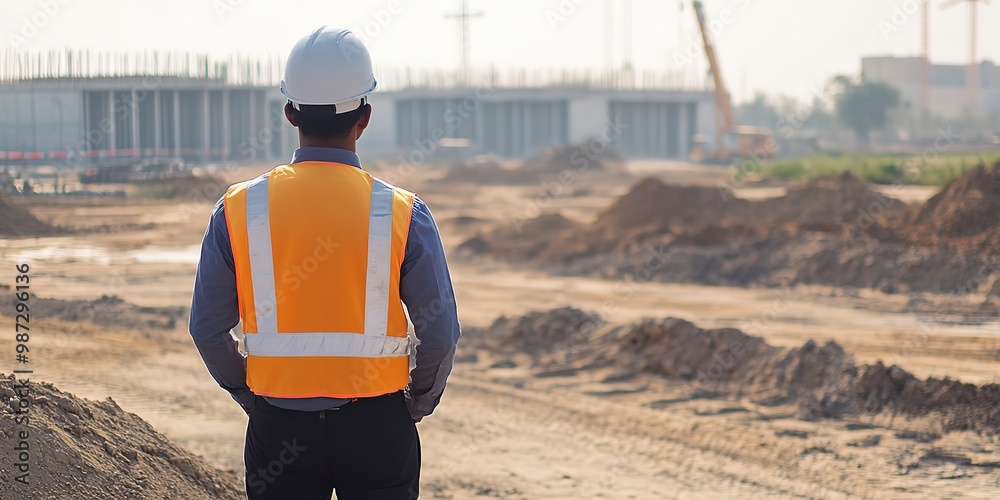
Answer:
[{"left": 0, "top": 160, "right": 998, "bottom": 498}]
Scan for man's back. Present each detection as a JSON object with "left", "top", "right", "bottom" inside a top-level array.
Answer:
[{"left": 189, "top": 26, "right": 460, "bottom": 499}]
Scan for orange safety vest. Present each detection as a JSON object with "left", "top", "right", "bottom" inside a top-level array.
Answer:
[{"left": 223, "top": 161, "right": 415, "bottom": 399}]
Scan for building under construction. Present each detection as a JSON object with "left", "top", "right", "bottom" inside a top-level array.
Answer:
[{"left": 0, "top": 51, "right": 715, "bottom": 166}]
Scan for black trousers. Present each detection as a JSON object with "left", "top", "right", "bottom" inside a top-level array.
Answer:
[{"left": 244, "top": 391, "right": 420, "bottom": 499}]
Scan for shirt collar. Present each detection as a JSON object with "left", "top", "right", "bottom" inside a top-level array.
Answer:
[{"left": 289, "top": 147, "right": 362, "bottom": 168}]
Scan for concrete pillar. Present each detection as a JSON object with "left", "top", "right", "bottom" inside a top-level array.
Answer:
[
  {"left": 551, "top": 102, "right": 559, "bottom": 146},
  {"left": 248, "top": 90, "right": 257, "bottom": 159},
  {"left": 496, "top": 103, "right": 504, "bottom": 156},
  {"left": 678, "top": 102, "right": 689, "bottom": 159},
  {"left": 30, "top": 83, "right": 37, "bottom": 151},
  {"left": 82, "top": 91, "right": 90, "bottom": 157},
  {"left": 512, "top": 102, "right": 522, "bottom": 156},
  {"left": 131, "top": 89, "right": 139, "bottom": 156},
  {"left": 173, "top": 90, "right": 181, "bottom": 155},
  {"left": 108, "top": 90, "right": 116, "bottom": 151},
  {"left": 568, "top": 95, "right": 606, "bottom": 145},
  {"left": 663, "top": 103, "right": 684, "bottom": 158},
  {"left": 202, "top": 89, "right": 210, "bottom": 160},
  {"left": 474, "top": 99, "right": 484, "bottom": 153},
  {"left": 523, "top": 101, "right": 532, "bottom": 154},
  {"left": 153, "top": 90, "right": 161, "bottom": 153},
  {"left": 677, "top": 104, "right": 691, "bottom": 159}
]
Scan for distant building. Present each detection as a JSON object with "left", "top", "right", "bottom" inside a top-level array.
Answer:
[
  {"left": 369, "top": 88, "right": 713, "bottom": 160},
  {"left": 0, "top": 76, "right": 287, "bottom": 167},
  {"left": 0, "top": 80, "right": 716, "bottom": 165},
  {"left": 862, "top": 56, "right": 1000, "bottom": 119},
  {"left": 0, "top": 52, "right": 717, "bottom": 165}
]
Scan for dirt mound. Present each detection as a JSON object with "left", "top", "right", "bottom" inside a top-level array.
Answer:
[
  {"left": 458, "top": 212, "right": 583, "bottom": 261},
  {"left": 894, "top": 162, "right": 1000, "bottom": 254},
  {"left": 853, "top": 362, "right": 1000, "bottom": 433},
  {"left": 473, "top": 308, "right": 1000, "bottom": 434},
  {"left": 0, "top": 192, "right": 59, "bottom": 238},
  {"left": 470, "top": 173, "right": 900, "bottom": 262},
  {"left": 759, "top": 172, "right": 904, "bottom": 224},
  {"left": 0, "top": 294, "right": 186, "bottom": 332},
  {"left": 605, "top": 318, "right": 859, "bottom": 413},
  {"left": 461, "top": 172, "right": 1000, "bottom": 297},
  {"left": 609, "top": 318, "right": 777, "bottom": 380},
  {"left": 133, "top": 175, "right": 228, "bottom": 202},
  {"left": 0, "top": 375, "right": 242, "bottom": 498},
  {"left": 587, "top": 173, "right": 893, "bottom": 238},
  {"left": 467, "top": 307, "right": 604, "bottom": 357},
  {"left": 590, "top": 178, "right": 749, "bottom": 238},
  {"left": 441, "top": 143, "right": 624, "bottom": 185},
  {"left": 611, "top": 318, "right": 1000, "bottom": 430},
  {"left": 441, "top": 157, "right": 541, "bottom": 185},
  {"left": 521, "top": 144, "right": 621, "bottom": 175}
]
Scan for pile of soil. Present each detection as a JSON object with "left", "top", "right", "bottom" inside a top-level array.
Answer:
[
  {"left": 583, "top": 179, "right": 752, "bottom": 254},
  {"left": 594, "top": 179, "right": 743, "bottom": 229},
  {"left": 0, "top": 192, "right": 59, "bottom": 238},
  {"left": 468, "top": 308, "right": 1000, "bottom": 434},
  {"left": 458, "top": 212, "right": 583, "bottom": 261},
  {"left": 133, "top": 175, "right": 228, "bottom": 202},
  {"left": 441, "top": 158, "right": 541, "bottom": 185},
  {"left": 614, "top": 317, "right": 1000, "bottom": 432},
  {"left": 469, "top": 307, "right": 604, "bottom": 357},
  {"left": 441, "top": 143, "right": 623, "bottom": 185},
  {"left": 893, "top": 163, "right": 1000, "bottom": 255},
  {"left": 756, "top": 171, "right": 904, "bottom": 225},
  {"left": 469, "top": 173, "right": 896, "bottom": 260},
  {"left": 520, "top": 144, "right": 622, "bottom": 175},
  {"left": 0, "top": 375, "right": 242, "bottom": 498},
  {"left": 589, "top": 173, "right": 901, "bottom": 241},
  {"left": 462, "top": 171, "right": 1000, "bottom": 296},
  {"left": 0, "top": 293, "right": 186, "bottom": 332}
]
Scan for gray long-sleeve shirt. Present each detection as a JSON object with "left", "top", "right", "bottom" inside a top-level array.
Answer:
[{"left": 189, "top": 147, "right": 460, "bottom": 419}]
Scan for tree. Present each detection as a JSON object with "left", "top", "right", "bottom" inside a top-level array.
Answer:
[
  {"left": 802, "top": 98, "right": 836, "bottom": 130},
  {"left": 831, "top": 75, "right": 900, "bottom": 147},
  {"left": 736, "top": 93, "right": 780, "bottom": 127}
]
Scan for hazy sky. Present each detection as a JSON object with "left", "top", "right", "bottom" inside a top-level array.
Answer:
[{"left": 2, "top": 0, "right": 998, "bottom": 103}]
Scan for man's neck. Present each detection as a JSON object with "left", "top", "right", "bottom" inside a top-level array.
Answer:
[{"left": 298, "top": 135, "right": 356, "bottom": 152}]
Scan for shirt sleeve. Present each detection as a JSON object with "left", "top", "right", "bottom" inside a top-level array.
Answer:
[
  {"left": 400, "top": 197, "right": 462, "bottom": 420},
  {"left": 189, "top": 200, "right": 254, "bottom": 414}
]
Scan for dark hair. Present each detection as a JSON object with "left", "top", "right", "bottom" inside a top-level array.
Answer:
[{"left": 289, "top": 100, "right": 365, "bottom": 138}]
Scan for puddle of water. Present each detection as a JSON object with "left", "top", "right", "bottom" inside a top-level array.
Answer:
[
  {"left": 11, "top": 245, "right": 112, "bottom": 265},
  {"left": 128, "top": 246, "right": 201, "bottom": 264},
  {"left": 8, "top": 244, "right": 201, "bottom": 265}
]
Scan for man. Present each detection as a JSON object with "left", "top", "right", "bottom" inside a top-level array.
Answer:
[{"left": 189, "top": 26, "right": 460, "bottom": 499}]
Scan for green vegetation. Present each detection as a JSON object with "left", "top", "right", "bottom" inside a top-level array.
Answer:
[
  {"left": 132, "top": 185, "right": 182, "bottom": 199},
  {"left": 755, "top": 153, "right": 1000, "bottom": 186}
]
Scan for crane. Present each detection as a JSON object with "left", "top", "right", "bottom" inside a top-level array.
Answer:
[
  {"left": 689, "top": 0, "right": 776, "bottom": 163},
  {"left": 941, "top": 0, "right": 989, "bottom": 115}
]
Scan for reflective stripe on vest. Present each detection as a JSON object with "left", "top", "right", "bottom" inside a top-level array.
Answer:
[{"left": 242, "top": 175, "right": 410, "bottom": 358}]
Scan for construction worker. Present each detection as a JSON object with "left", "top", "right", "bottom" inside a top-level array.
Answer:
[{"left": 189, "top": 26, "right": 461, "bottom": 499}]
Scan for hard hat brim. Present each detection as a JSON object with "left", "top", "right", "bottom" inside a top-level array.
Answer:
[{"left": 281, "top": 78, "right": 377, "bottom": 115}]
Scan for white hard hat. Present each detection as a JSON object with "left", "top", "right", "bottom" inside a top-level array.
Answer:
[{"left": 280, "top": 26, "right": 377, "bottom": 114}]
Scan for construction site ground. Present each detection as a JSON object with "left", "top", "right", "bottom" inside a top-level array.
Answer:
[{"left": 1, "top": 160, "right": 998, "bottom": 498}]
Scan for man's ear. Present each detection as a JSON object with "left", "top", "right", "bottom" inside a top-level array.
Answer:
[
  {"left": 284, "top": 102, "right": 299, "bottom": 128},
  {"left": 355, "top": 103, "right": 373, "bottom": 140}
]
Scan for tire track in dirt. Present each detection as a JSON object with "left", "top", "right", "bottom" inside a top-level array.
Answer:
[{"left": 422, "top": 375, "right": 854, "bottom": 499}]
